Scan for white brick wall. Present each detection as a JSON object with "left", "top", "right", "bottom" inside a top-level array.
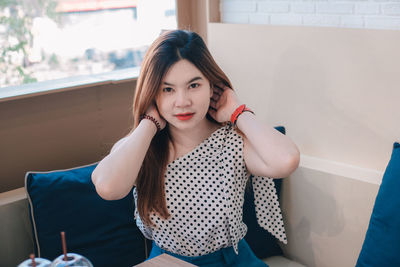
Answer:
[{"left": 220, "top": 0, "right": 400, "bottom": 30}]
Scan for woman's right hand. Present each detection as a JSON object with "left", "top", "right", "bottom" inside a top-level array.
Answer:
[{"left": 144, "top": 103, "right": 167, "bottom": 130}]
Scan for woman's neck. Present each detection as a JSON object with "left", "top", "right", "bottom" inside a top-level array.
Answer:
[{"left": 168, "top": 119, "right": 220, "bottom": 155}]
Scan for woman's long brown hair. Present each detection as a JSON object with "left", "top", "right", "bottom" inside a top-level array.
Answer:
[{"left": 130, "top": 30, "right": 233, "bottom": 226}]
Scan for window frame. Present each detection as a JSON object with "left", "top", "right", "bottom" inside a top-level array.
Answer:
[{"left": 0, "top": 0, "right": 203, "bottom": 102}]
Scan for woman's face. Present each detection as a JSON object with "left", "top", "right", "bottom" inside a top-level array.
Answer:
[{"left": 155, "top": 59, "right": 213, "bottom": 131}]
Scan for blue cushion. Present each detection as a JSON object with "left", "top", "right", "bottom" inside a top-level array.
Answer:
[
  {"left": 356, "top": 142, "right": 400, "bottom": 267},
  {"left": 243, "top": 126, "right": 285, "bottom": 259},
  {"left": 25, "top": 163, "right": 146, "bottom": 267}
]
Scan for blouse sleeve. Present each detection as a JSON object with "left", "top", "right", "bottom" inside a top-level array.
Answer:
[{"left": 252, "top": 175, "right": 287, "bottom": 244}]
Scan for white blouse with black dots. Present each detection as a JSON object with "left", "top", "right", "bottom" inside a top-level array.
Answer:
[{"left": 133, "top": 124, "right": 287, "bottom": 257}]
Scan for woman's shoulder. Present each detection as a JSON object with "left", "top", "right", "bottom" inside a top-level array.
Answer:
[
  {"left": 205, "top": 122, "right": 242, "bottom": 143},
  {"left": 212, "top": 123, "right": 243, "bottom": 152},
  {"left": 224, "top": 123, "right": 243, "bottom": 140}
]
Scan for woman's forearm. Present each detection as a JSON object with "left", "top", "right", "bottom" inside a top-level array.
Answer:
[
  {"left": 236, "top": 112, "right": 300, "bottom": 171},
  {"left": 92, "top": 119, "right": 157, "bottom": 200}
]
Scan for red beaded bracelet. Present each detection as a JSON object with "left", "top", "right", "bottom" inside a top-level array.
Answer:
[
  {"left": 230, "top": 104, "right": 254, "bottom": 127},
  {"left": 140, "top": 114, "right": 161, "bottom": 132}
]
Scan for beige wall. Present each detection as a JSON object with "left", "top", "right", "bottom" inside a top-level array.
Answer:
[
  {"left": 0, "top": 81, "right": 136, "bottom": 192},
  {"left": 207, "top": 23, "right": 399, "bottom": 172},
  {"left": 207, "top": 22, "right": 399, "bottom": 267}
]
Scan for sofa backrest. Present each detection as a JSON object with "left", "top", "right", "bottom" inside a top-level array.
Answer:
[
  {"left": 0, "top": 188, "right": 34, "bottom": 266},
  {"left": 280, "top": 158, "right": 382, "bottom": 267}
]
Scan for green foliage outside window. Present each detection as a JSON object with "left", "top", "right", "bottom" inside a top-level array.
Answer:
[{"left": 0, "top": 0, "right": 59, "bottom": 87}]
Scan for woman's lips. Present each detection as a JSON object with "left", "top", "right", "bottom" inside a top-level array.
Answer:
[{"left": 175, "top": 113, "right": 194, "bottom": 121}]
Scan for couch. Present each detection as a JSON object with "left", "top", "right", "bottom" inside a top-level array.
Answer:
[
  {"left": 1, "top": 140, "right": 398, "bottom": 267},
  {"left": 0, "top": 167, "right": 305, "bottom": 267}
]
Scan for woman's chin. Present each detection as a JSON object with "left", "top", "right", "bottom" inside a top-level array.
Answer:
[
  {"left": 167, "top": 113, "right": 210, "bottom": 131},
  {"left": 168, "top": 119, "right": 199, "bottom": 131}
]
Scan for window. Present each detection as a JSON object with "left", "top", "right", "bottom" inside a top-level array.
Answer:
[{"left": 0, "top": 0, "right": 177, "bottom": 88}]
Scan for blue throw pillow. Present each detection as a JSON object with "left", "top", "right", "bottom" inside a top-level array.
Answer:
[
  {"left": 356, "top": 142, "right": 400, "bottom": 267},
  {"left": 25, "top": 163, "right": 146, "bottom": 267},
  {"left": 243, "top": 126, "right": 285, "bottom": 259}
]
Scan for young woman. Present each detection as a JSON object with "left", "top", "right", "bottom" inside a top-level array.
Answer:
[{"left": 92, "top": 30, "right": 300, "bottom": 266}]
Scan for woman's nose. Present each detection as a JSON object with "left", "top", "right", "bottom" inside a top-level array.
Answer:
[{"left": 175, "top": 90, "right": 191, "bottom": 107}]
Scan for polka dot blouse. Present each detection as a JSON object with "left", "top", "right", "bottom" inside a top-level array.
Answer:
[{"left": 133, "top": 124, "right": 287, "bottom": 257}]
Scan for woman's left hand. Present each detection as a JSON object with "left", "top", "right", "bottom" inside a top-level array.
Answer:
[{"left": 208, "top": 84, "right": 242, "bottom": 123}]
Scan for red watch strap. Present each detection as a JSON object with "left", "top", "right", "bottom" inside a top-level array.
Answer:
[
  {"left": 230, "top": 104, "right": 254, "bottom": 126},
  {"left": 230, "top": 104, "right": 245, "bottom": 125}
]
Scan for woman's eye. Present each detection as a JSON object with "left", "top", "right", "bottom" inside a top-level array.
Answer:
[
  {"left": 189, "top": 83, "right": 200, "bottom": 89},
  {"left": 162, "top": 87, "right": 173, "bottom": 93}
]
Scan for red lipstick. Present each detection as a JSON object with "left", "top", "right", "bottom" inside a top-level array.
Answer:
[{"left": 175, "top": 113, "right": 194, "bottom": 121}]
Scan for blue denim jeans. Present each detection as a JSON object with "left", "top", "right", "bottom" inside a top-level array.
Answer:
[{"left": 147, "top": 239, "right": 268, "bottom": 267}]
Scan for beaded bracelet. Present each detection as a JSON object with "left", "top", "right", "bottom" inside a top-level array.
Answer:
[
  {"left": 230, "top": 104, "right": 255, "bottom": 127},
  {"left": 140, "top": 114, "right": 161, "bottom": 132}
]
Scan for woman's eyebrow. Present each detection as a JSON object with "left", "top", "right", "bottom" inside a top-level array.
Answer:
[
  {"left": 163, "top": 77, "right": 203, "bottom": 86},
  {"left": 187, "top": 77, "right": 203, "bottom": 84}
]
